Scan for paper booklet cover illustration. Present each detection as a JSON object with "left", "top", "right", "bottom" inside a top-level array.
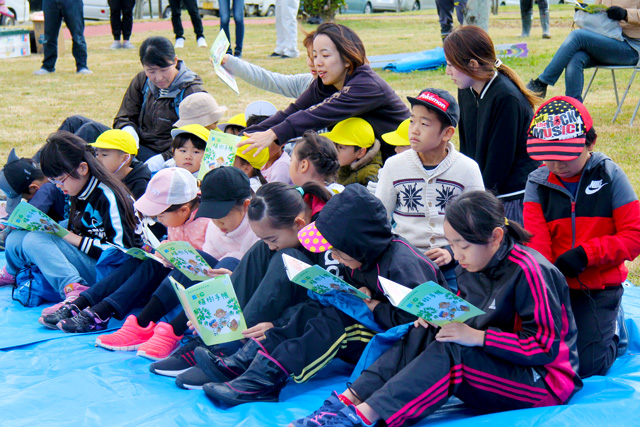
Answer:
[
  {"left": 105, "top": 242, "right": 164, "bottom": 263},
  {"left": 7, "top": 201, "right": 68, "bottom": 238},
  {"left": 170, "top": 275, "right": 247, "bottom": 346},
  {"left": 210, "top": 30, "right": 239, "bottom": 95},
  {"left": 198, "top": 130, "right": 241, "bottom": 180},
  {"left": 282, "top": 253, "right": 370, "bottom": 300},
  {"left": 157, "top": 241, "right": 212, "bottom": 281},
  {"left": 378, "top": 276, "right": 484, "bottom": 326}
]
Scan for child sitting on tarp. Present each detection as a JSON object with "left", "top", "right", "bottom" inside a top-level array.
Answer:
[
  {"left": 324, "top": 118, "right": 382, "bottom": 187},
  {"left": 375, "top": 88, "right": 484, "bottom": 290},
  {"left": 89, "top": 129, "right": 151, "bottom": 199},
  {"left": 0, "top": 149, "right": 66, "bottom": 254},
  {"left": 523, "top": 96, "right": 640, "bottom": 378}
]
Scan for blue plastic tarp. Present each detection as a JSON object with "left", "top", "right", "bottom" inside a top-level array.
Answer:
[{"left": 1, "top": 250, "right": 640, "bottom": 425}]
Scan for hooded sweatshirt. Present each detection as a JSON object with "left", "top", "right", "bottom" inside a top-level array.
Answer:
[
  {"left": 337, "top": 140, "right": 383, "bottom": 187},
  {"left": 122, "top": 158, "right": 151, "bottom": 199},
  {"left": 113, "top": 61, "right": 204, "bottom": 156},
  {"left": 315, "top": 184, "right": 447, "bottom": 330}
]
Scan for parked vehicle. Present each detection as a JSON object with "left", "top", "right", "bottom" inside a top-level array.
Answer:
[
  {"left": 197, "top": 0, "right": 275, "bottom": 17},
  {"left": 340, "top": 0, "right": 434, "bottom": 13},
  {"left": 83, "top": 0, "right": 170, "bottom": 21},
  {"left": 0, "top": 0, "right": 29, "bottom": 25}
]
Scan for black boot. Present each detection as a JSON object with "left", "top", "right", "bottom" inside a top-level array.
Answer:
[
  {"left": 195, "top": 338, "right": 263, "bottom": 382},
  {"left": 203, "top": 350, "right": 289, "bottom": 406},
  {"left": 526, "top": 78, "right": 548, "bottom": 99}
]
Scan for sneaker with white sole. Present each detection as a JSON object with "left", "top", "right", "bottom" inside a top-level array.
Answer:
[
  {"left": 175, "top": 37, "right": 185, "bottom": 48},
  {"left": 175, "top": 366, "right": 211, "bottom": 390},
  {"left": 109, "top": 41, "right": 122, "bottom": 49},
  {"left": 122, "top": 40, "right": 135, "bottom": 49},
  {"left": 33, "top": 68, "right": 54, "bottom": 75},
  {"left": 96, "top": 315, "right": 156, "bottom": 351},
  {"left": 58, "top": 307, "right": 110, "bottom": 333},
  {"left": 197, "top": 37, "right": 207, "bottom": 48},
  {"left": 136, "top": 322, "right": 183, "bottom": 361},
  {"left": 0, "top": 266, "right": 15, "bottom": 287},
  {"left": 77, "top": 68, "right": 93, "bottom": 75},
  {"left": 40, "top": 283, "right": 89, "bottom": 317},
  {"left": 149, "top": 335, "right": 205, "bottom": 377},
  {"left": 38, "top": 303, "right": 81, "bottom": 329}
]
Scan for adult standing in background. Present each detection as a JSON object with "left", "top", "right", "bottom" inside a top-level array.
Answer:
[
  {"left": 169, "top": 0, "right": 207, "bottom": 48},
  {"left": 269, "top": 0, "right": 300, "bottom": 58},
  {"left": 519, "top": 0, "right": 551, "bottom": 38},
  {"left": 436, "top": 0, "right": 466, "bottom": 40},
  {"left": 219, "top": 0, "right": 245, "bottom": 58},
  {"left": 34, "top": 0, "right": 91, "bottom": 75},
  {"left": 109, "top": 0, "right": 136, "bottom": 49}
]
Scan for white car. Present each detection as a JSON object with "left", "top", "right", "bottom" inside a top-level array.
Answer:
[
  {"left": 198, "top": 0, "right": 275, "bottom": 17},
  {"left": 83, "top": 0, "right": 170, "bottom": 21},
  {"left": 1, "top": 0, "right": 29, "bottom": 25}
]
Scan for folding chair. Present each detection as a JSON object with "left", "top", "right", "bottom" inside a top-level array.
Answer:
[{"left": 582, "top": 65, "right": 640, "bottom": 125}]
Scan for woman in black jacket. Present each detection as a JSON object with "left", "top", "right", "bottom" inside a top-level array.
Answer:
[{"left": 239, "top": 23, "right": 409, "bottom": 161}]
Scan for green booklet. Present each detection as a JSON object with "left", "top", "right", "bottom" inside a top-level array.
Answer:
[
  {"left": 378, "top": 277, "right": 485, "bottom": 327},
  {"left": 282, "top": 253, "right": 370, "bottom": 300},
  {"left": 156, "top": 241, "right": 212, "bottom": 282},
  {"left": 197, "top": 130, "right": 241, "bottom": 180},
  {"left": 210, "top": 30, "right": 239, "bottom": 95},
  {"left": 105, "top": 241, "right": 164, "bottom": 263},
  {"left": 170, "top": 275, "right": 247, "bottom": 346},
  {"left": 7, "top": 201, "right": 68, "bottom": 238}
]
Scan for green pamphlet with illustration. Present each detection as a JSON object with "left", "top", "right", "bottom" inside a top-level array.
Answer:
[
  {"left": 7, "top": 201, "right": 68, "bottom": 238},
  {"left": 170, "top": 275, "right": 247, "bottom": 346},
  {"left": 156, "top": 241, "right": 212, "bottom": 281},
  {"left": 197, "top": 130, "right": 241, "bottom": 180},
  {"left": 378, "top": 277, "right": 485, "bottom": 326},
  {"left": 282, "top": 253, "right": 370, "bottom": 300},
  {"left": 210, "top": 30, "right": 239, "bottom": 95}
]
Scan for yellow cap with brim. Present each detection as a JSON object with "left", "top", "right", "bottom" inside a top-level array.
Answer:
[
  {"left": 218, "top": 113, "right": 247, "bottom": 133},
  {"left": 324, "top": 118, "right": 375, "bottom": 149},
  {"left": 235, "top": 137, "right": 270, "bottom": 169},
  {"left": 90, "top": 129, "right": 138, "bottom": 155},
  {"left": 382, "top": 119, "right": 410, "bottom": 146},
  {"left": 171, "top": 124, "right": 210, "bottom": 144}
]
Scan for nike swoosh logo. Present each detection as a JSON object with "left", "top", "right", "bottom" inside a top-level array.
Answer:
[{"left": 585, "top": 182, "right": 608, "bottom": 195}]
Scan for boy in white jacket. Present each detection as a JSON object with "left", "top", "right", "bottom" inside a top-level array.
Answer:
[{"left": 375, "top": 88, "right": 484, "bottom": 288}]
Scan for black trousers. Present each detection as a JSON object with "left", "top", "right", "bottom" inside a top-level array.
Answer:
[
  {"left": 168, "top": 0, "right": 204, "bottom": 39},
  {"left": 262, "top": 302, "right": 374, "bottom": 382},
  {"left": 352, "top": 327, "right": 560, "bottom": 427},
  {"left": 570, "top": 285, "right": 623, "bottom": 378},
  {"left": 108, "top": 0, "right": 135, "bottom": 40},
  {"left": 230, "top": 241, "right": 312, "bottom": 327},
  {"left": 58, "top": 115, "right": 109, "bottom": 144}
]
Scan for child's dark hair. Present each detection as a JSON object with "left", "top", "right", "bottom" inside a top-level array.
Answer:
[
  {"left": 585, "top": 127, "right": 597, "bottom": 147},
  {"left": 246, "top": 115, "right": 271, "bottom": 127},
  {"left": 163, "top": 195, "right": 201, "bottom": 213},
  {"left": 172, "top": 133, "right": 207, "bottom": 152},
  {"left": 235, "top": 156, "right": 268, "bottom": 185},
  {"left": 294, "top": 130, "right": 340, "bottom": 183},
  {"left": 40, "top": 131, "right": 138, "bottom": 231},
  {"left": 139, "top": 36, "right": 176, "bottom": 68},
  {"left": 248, "top": 182, "right": 332, "bottom": 229},
  {"left": 445, "top": 191, "right": 531, "bottom": 245},
  {"left": 443, "top": 26, "right": 540, "bottom": 108},
  {"left": 314, "top": 23, "right": 368, "bottom": 74}
]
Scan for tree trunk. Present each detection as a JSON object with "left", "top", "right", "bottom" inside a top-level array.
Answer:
[
  {"left": 464, "top": 0, "right": 490, "bottom": 31},
  {"left": 134, "top": 0, "right": 144, "bottom": 19}
]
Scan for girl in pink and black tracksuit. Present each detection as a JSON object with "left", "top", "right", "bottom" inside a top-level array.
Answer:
[{"left": 292, "top": 191, "right": 581, "bottom": 427}]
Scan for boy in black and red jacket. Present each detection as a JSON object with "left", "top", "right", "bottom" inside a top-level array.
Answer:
[{"left": 523, "top": 96, "right": 640, "bottom": 378}]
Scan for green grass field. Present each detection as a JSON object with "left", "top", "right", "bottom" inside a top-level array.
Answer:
[{"left": 1, "top": 6, "right": 639, "bottom": 279}]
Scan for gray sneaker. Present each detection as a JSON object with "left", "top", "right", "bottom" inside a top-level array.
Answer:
[
  {"left": 77, "top": 68, "right": 93, "bottom": 75},
  {"left": 122, "top": 40, "right": 135, "bottom": 49},
  {"left": 109, "top": 40, "right": 122, "bottom": 49},
  {"left": 33, "top": 68, "right": 54, "bottom": 75}
]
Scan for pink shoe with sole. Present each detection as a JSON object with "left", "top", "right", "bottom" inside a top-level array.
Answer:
[
  {"left": 96, "top": 315, "right": 156, "bottom": 351},
  {"left": 40, "top": 283, "right": 89, "bottom": 317},
  {"left": 136, "top": 322, "right": 183, "bottom": 361},
  {"left": 0, "top": 266, "right": 15, "bottom": 287}
]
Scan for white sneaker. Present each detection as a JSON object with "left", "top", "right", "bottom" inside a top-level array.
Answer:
[
  {"left": 175, "top": 38, "right": 185, "bottom": 48},
  {"left": 197, "top": 37, "right": 207, "bottom": 48},
  {"left": 77, "top": 68, "right": 93, "bottom": 75},
  {"left": 122, "top": 40, "right": 135, "bottom": 49},
  {"left": 109, "top": 41, "right": 122, "bottom": 49},
  {"left": 33, "top": 68, "right": 54, "bottom": 75}
]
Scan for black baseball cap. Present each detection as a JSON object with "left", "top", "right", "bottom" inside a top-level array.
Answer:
[
  {"left": 407, "top": 88, "right": 460, "bottom": 128},
  {"left": 195, "top": 166, "right": 251, "bottom": 219},
  {"left": 0, "top": 149, "right": 39, "bottom": 213}
]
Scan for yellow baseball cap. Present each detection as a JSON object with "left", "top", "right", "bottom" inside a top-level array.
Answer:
[
  {"left": 382, "top": 119, "right": 410, "bottom": 146},
  {"left": 324, "top": 118, "right": 375, "bottom": 149},
  {"left": 218, "top": 113, "right": 247, "bottom": 132},
  {"left": 171, "top": 124, "right": 210, "bottom": 144},
  {"left": 235, "top": 137, "right": 270, "bottom": 169},
  {"left": 90, "top": 129, "right": 138, "bottom": 155}
]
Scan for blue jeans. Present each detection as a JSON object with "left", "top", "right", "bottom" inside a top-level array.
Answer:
[
  {"left": 5, "top": 230, "right": 97, "bottom": 298},
  {"left": 539, "top": 29, "right": 639, "bottom": 101},
  {"left": 42, "top": 0, "right": 88, "bottom": 72},
  {"left": 219, "top": 0, "right": 245, "bottom": 54}
]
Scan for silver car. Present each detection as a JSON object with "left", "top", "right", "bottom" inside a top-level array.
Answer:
[
  {"left": 341, "top": 0, "right": 435, "bottom": 13},
  {"left": 83, "top": 0, "right": 170, "bottom": 21}
]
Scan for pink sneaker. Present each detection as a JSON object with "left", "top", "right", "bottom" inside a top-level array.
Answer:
[
  {"left": 136, "top": 322, "right": 183, "bottom": 361},
  {"left": 40, "top": 283, "right": 89, "bottom": 317},
  {"left": 96, "top": 315, "right": 156, "bottom": 351},
  {"left": 0, "top": 266, "right": 15, "bottom": 287}
]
